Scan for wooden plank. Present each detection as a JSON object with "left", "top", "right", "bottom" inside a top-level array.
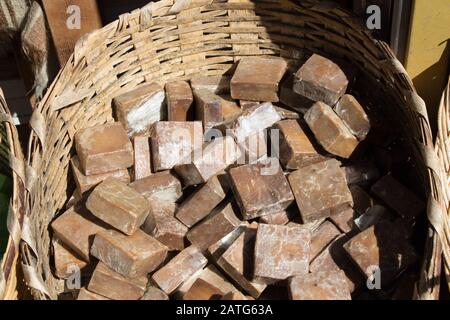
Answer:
[{"left": 41, "top": 0, "right": 103, "bottom": 67}]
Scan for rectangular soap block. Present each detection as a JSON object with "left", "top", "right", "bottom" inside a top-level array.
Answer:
[
  {"left": 88, "top": 262, "right": 148, "bottom": 300},
  {"left": 190, "top": 75, "right": 230, "bottom": 94},
  {"left": 86, "top": 178, "right": 150, "bottom": 235},
  {"left": 53, "top": 239, "right": 88, "bottom": 279},
  {"left": 113, "top": 82, "right": 166, "bottom": 136},
  {"left": 91, "top": 229, "right": 168, "bottom": 278},
  {"left": 133, "top": 136, "right": 152, "bottom": 180},
  {"left": 71, "top": 156, "right": 130, "bottom": 194},
  {"left": 74, "top": 122, "right": 133, "bottom": 175},
  {"left": 166, "top": 81, "right": 194, "bottom": 121},
  {"left": 130, "top": 171, "right": 183, "bottom": 202}
]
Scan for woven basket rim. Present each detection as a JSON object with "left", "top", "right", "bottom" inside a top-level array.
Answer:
[
  {"left": 21, "top": 0, "right": 449, "bottom": 300},
  {"left": 0, "top": 87, "right": 26, "bottom": 300}
]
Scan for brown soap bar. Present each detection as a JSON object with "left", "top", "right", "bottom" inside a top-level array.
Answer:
[
  {"left": 51, "top": 205, "right": 110, "bottom": 262},
  {"left": 254, "top": 224, "right": 311, "bottom": 283},
  {"left": 53, "top": 239, "right": 88, "bottom": 279},
  {"left": 310, "top": 221, "right": 341, "bottom": 261},
  {"left": 217, "top": 224, "right": 267, "bottom": 298},
  {"left": 304, "top": 102, "right": 359, "bottom": 159},
  {"left": 231, "top": 57, "right": 287, "bottom": 102},
  {"left": 207, "top": 224, "right": 248, "bottom": 260},
  {"left": 178, "top": 265, "right": 239, "bottom": 300},
  {"left": 86, "top": 178, "right": 150, "bottom": 235},
  {"left": 175, "top": 136, "right": 241, "bottom": 187},
  {"left": 344, "top": 220, "right": 417, "bottom": 287},
  {"left": 77, "top": 288, "right": 110, "bottom": 300},
  {"left": 275, "top": 120, "right": 327, "bottom": 170},
  {"left": 229, "top": 159, "right": 294, "bottom": 220},
  {"left": 187, "top": 202, "right": 241, "bottom": 250},
  {"left": 133, "top": 136, "right": 152, "bottom": 180},
  {"left": 239, "top": 100, "right": 259, "bottom": 110},
  {"left": 152, "top": 246, "right": 208, "bottom": 294},
  {"left": 91, "top": 229, "right": 168, "bottom": 278},
  {"left": 259, "top": 207, "right": 296, "bottom": 225},
  {"left": 345, "top": 160, "right": 380, "bottom": 185},
  {"left": 176, "top": 176, "right": 227, "bottom": 228},
  {"left": 335, "top": 94, "right": 371, "bottom": 140},
  {"left": 293, "top": 54, "right": 348, "bottom": 106},
  {"left": 150, "top": 121, "right": 203, "bottom": 171},
  {"left": 74, "top": 122, "right": 133, "bottom": 175},
  {"left": 350, "top": 185, "right": 375, "bottom": 215},
  {"left": 288, "top": 159, "right": 353, "bottom": 223},
  {"left": 166, "top": 81, "right": 194, "bottom": 121},
  {"left": 280, "top": 76, "right": 314, "bottom": 114},
  {"left": 230, "top": 102, "right": 282, "bottom": 142},
  {"left": 310, "top": 236, "right": 364, "bottom": 292},
  {"left": 141, "top": 286, "right": 169, "bottom": 300},
  {"left": 274, "top": 106, "right": 300, "bottom": 120},
  {"left": 146, "top": 200, "right": 188, "bottom": 251},
  {"left": 371, "top": 175, "right": 425, "bottom": 219},
  {"left": 130, "top": 171, "right": 182, "bottom": 202},
  {"left": 194, "top": 89, "right": 224, "bottom": 130},
  {"left": 237, "top": 132, "right": 267, "bottom": 165},
  {"left": 113, "top": 82, "right": 166, "bottom": 136},
  {"left": 191, "top": 75, "right": 230, "bottom": 94},
  {"left": 289, "top": 271, "right": 351, "bottom": 300},
  {"left": 221, "top": 96, "right": 243, "bottom": 124},
  {"left": 88, "top": 262, "right": 148, "bottom": 300},
  {"left": 71, "top": 156, "right": 130, "bottom": 194},
  {"left": 329, "top": 205, "right": 357, "bottom": 233}
]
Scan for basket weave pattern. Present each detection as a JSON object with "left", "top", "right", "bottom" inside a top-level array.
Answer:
[
  {"left": 20, "top": 0, "right": 448, "bottom": 299},
  {"left": 0, "top": 88, "right": 26, "bottom": 300}
]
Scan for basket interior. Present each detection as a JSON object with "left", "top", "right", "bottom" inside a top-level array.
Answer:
[{"left": 26, "top": 0, "right": 437, "bottom": 299}]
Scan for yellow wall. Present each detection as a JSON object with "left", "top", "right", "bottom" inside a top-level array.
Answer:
[{"left": 404, "top": 0, "right": 450, "bottom": 134}]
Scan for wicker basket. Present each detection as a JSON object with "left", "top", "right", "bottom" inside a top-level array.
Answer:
[
  {"left": 436, "top": 76, "right": 450, "bottom": 288},
  {"left": 0, "top": 88, "right": 26, "bottom": 300},
  {"left": 20, "top": 0, "right": 448, "bottom": 299}
]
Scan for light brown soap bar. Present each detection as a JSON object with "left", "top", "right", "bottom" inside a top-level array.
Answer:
[
  {"left": 133, "top": 136, "right": 152, "bottom": 180},
  {"left": 239, "top": 100, "right": 259, "bottom": 110},
  {"left": 304, "top": 101, "right": 359, "bottom": 159},
  {"left": 77, "top": 288, "right": 110, "bottom": 300},
  {"left": 229, "top": 159, "right": 294, "bottom": 220},
  {"left": 289, "top": 271, "right": 351, "bottom": 300},
  {"left": 187, "top": 202, "right": 241, "bottom": 250},
  {"left": 371, "top": 175, "right": 425, "bottom": 219},
  {"left": 88, "top": 262, "right": 148, "bottom": 300},
  {"left": 146, "top": 199, "right": 188, "bottom": 251},
  {"left": 71, "top": 156, "right": 130, "bottom": 194},
  {"left": 230, "top": 102, "right": 282, "bottom": 142},
  {"left": 130, "top": 171, "right": 182, "bottom": 202},
  {"left": 259, "top": 208, "right": 296, "bottom": 225},
  {"left": 166, "top": 81, "right": 194, "bottom": 121},
  {"left": 217, "top": 223, "right": 267, "bottom": 298},
  {"left": 288, "top": 159, "right": 353, "bottom": 223},
  {"left": 86, "top": 178, "right": 150, "bottom": 235},
  {"left": 221, "top": 96, "right": 243, "bottom": 124},
  {"left": 182, "top": 278, "right": 222, "bottom": 300},
  {"left": 344, "top": 220, "right": 417, "bottom": 287},
  {"left": 141, "top": 286, "right": 169, "bottom": 300},
  {"left": 329, "top": 205, "right": 357, "bottom": 233},
  {"left": 51, "top": 205, "right": 110, "bottom": 262},
  {"left": 91, "top": 229, "right": 168, "bottom": 278},
  {"left": 191, "top": 75, "right": 230, "bottom": 94},
  {"left": 231, "top": 57, "right": 287, "bottom": 102},
  {"left": 335, "top": 94, "right": 370, "bottom": 141},
  {"left": 152, "top": 246, "right": 208, "bottom": 294},
  {"left": 310, "top": 221, "right": 341, "bottom": 261},
  {"left": 194, "top": 89, "right": 224, "bottom": 130},
  {"left": 53, "top": 239, "right": 88, "bottom": 279},
  {"left": 176, "top": 176, "right": 227, "bottom": 228},
  {"left": 275, "top": 120, "right": 327, "bottom": 170},
  {"left": 254, "top": 224, "right": 311, "bottom": 283},
  {"left": 150, "top": 121, "right": 203, "bottom": 171},
  {"left": 113, "top": 82, "right": 166, "bottom": 136},
  {"left": 293, "top": 54, "right": 348, "bottom": 106},
  {"left": 175, "top": 136, "right": 241, "bottom": 187},
  {"left": 74, "top": 122, "right": 133, "bottom": 175},
  {"left": 207, "top": 223, "right": 248, "bottom": 260}
]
